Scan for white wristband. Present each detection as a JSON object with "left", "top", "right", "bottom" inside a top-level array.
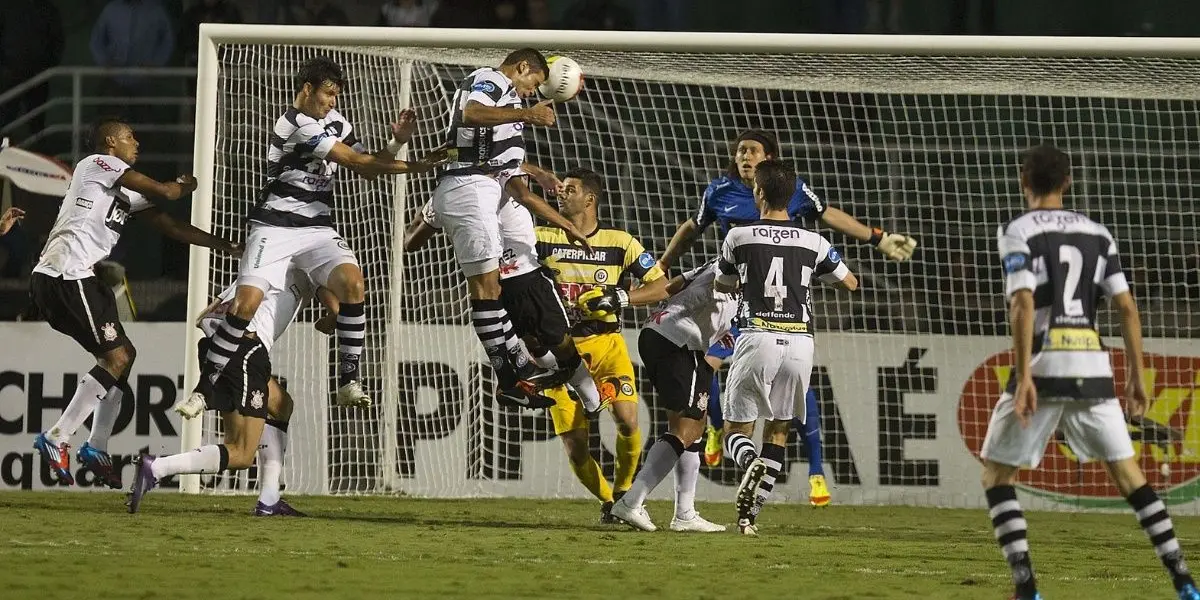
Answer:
[{"left": 386, "top": 138, "right": 404, "bottom": 155}]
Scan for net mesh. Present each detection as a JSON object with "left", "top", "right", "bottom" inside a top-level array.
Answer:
[{"left": 192, "top": 41, "right": 1200, "bottom": 510}]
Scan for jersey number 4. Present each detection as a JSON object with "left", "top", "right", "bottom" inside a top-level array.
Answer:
[
  {"left": 763, "top": 256, "right": 811, "bottom": 318},
  {"left": 1051, "top": 244, "right": 1107, "bottom": 317}
]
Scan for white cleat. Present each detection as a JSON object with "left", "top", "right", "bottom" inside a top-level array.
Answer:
[
  {"left": 609, "top": 498, "right": 656, "bottom": 532},
  {"left": 335, "top": 381, "right": 372, "bottom": 408},
  {"left": 172, "top": 392, "right": 206, "bottom": 419},
  {"left": 669, "top": 512, "right": 726, "bottom": 533}
]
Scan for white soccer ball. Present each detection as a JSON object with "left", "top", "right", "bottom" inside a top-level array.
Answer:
[{"left": 538, "top": 55, "right": 584, "bottom": 102}]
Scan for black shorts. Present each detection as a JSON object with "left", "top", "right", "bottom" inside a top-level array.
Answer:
[
  {"left": 501, "top": 268, "right": 569, "bottom": 351},
  {"left": 638, "top": 328, "right": 712, "bottom": 419},
  {"left": 30, "top": 272, "right": 129, "bottom": 354},
  {"left": 197, "top": 337, "right": 272, "bottom": 419}
]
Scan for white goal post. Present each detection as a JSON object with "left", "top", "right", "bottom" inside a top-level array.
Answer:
[{"left": 183, "top": 24, "right": 1200, "bottom": 512}]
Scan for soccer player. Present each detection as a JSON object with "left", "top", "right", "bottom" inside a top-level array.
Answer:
[
  {"left": 129, "top": 266, "right": 338, "bottom": 515},
  {"left": 981, "top": 145, "right": 1199, "bottom": 600},
  {"left": 197, "top": 56, "right": 444, "bottom": 412},
  {"left": 538, "top": 168, "right": 665, "bottom": 521},
  {"left": 658, "top": 128, "right": 913, "bottom": 506},
  {"left": 430, "top": 48, "right": 559, "bottom": 405},
  {"left": 608, "top": 259, "right": 735, "bottom": 533},
  {"left": 30, "top": 117, "right": 238, "bottom": 487},
  {"left": 714, "top": 160, "right": 857, "bottom": 535},
  {"left": 405, "top": 167, "right": 605, "bottom": 413}
]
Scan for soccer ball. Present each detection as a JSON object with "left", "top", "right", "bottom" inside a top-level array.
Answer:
[{"left": 538, "top": 55, "right": 584, "bottom": 102}]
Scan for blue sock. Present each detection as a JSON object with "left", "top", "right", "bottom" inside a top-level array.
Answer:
[
  {"left": 803, "top": 389, "right": 824, "bottom": 476},
  {"left": 707, "top": 373, "right": 723, "bottom": 429}
]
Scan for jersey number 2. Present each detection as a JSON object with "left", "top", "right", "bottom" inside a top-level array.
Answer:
[{"left": 1058, "top": 244, "right": 1106, "bottom": 317}]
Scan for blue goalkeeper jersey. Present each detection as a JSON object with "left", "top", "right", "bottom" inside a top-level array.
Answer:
[{"left": 694, "top": 173, "right": 827, "bottom": 239}]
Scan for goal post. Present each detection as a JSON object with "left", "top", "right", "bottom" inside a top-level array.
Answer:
[{"left": 183, "top": 24, "right": 1200, "bottom": 511}]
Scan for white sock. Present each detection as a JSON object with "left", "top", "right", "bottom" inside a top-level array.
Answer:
[
  {"left": 533, "top": 350, "right": 558, "bottom": 370},
  {"left": 568, "top": 361, "right": 602, "bottom": 413},
  {"left": 86, "top": 386, "right": 123, "bottom": 452},
  {"left": 47, "top": 369, "right": 113, "bottom": 444},
  {"left": 623, "top": 434, "right": 684, "bottom": 509},
  {"left": 152, "top": 444, "right": 226, "bottom": 479},
  {"left": 257, "top": 423, "right": 287, "bottom": 506},
  {"left": 674, "top": 444, "right": 701, "bottom": 519}
]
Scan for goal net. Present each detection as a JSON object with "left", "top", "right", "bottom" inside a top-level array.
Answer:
[{"left": 185, "top": 26, "right": 1200, "bottom": 512}]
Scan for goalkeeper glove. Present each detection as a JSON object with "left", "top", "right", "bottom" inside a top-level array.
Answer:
[
  {"left": 870, "top": 228, "right": 918, "bottom": 261},
  {"left": 577, "top": 287, "right": 629, "bottom": 318}
]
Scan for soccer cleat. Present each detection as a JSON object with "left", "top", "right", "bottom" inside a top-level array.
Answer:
[
  {"left": 33, "top": 433, "right": 74, "bottom": 485},
  {"left": 253, "top": 499, "right": 306, "bottom": 517},
  {"left": 737, "top": 517, "right": 759, "bottom": 536},
  {"left": 598, "top": 501, "right": 620, "bottom": 525},
  {"left": 77, "top": 442, "right": 121, "bottom": 489},
  {"left": 703, "top": 425, "right": 723, "bottom": 466},
  {"left": 809, "top": 474, "right": 832, "bottom": 507},
  {"left": 520, "top": 366, "right": 573, "bottom": 390},
  {"left": 172, "top": 391, "right": 207, "bottom": 419},
  {"left": 335, "top": 380, "right": 372, "bottom": 408},
  {"left": 1180, "top": 583, "right": 1200, "bottom": 600},
  {"left": 609, "top": 498, "right": 656, "bottom": 532},
  {"left": 497, "top": 383, "right": 556, "bottom": 410},
  {"left": 126, "top": 453, "right": 157, "bottom": 514},
  {"left": 735, "top": 458, "right": 767, "bottom": 521},
  {"left": 669, "top": 513, "right": 726, "bottom": 533}
]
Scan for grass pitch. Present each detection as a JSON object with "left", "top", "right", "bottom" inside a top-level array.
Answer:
[{"left": 1, "top": 492, "right": 1193, "bottom": 599}]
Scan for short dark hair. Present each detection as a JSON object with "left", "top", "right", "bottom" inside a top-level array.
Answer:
[
  {"left": 753, "top": 160, "right": 795, "bottom": 211},
  {"left": 501, "top": 48, "right": 549, "bottom": 75},
  {"left": 563, "top": 167, "right": 604, "bottom": 203},
  {"left": 726, "top": 129, "right": 780, "bottom": 178},
  {"left": 89, "top": 116, "right": 128, "bottom": 151},
  {"left": 1020, "top": 145, "right": 1071, "bottom": 196},
  {"left": 295, "top": 56, "right": 346, "bottom": 93}
]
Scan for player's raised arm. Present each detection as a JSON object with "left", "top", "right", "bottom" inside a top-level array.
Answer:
[
  {"left": 325, "top": 139, "right": 444, "bottom": 179},
  {"left": 504, "top": 175, "right": 592, "bottom": 253},
  {"left": 815, "top": 238, "right": 858, "bottom": 292},
  {"left": 713, "top": 234, "right": 740, "bottom": 294},
  {"left": 818, "top": 206, "right": 918, "bottom": 262},
  {"left": 139, "top": 207, "right": 239, "bottom": 255},
  {"left": 460, "top": 48, "right": 555, "bottom": 128},
  {"left": 117, "top": 170, "right": 197, "bottom": 201}
]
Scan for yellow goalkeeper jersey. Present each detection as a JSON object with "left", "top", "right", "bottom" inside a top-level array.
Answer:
[{"left": 535, "top": 225, "right": 665, "bottom": 337}]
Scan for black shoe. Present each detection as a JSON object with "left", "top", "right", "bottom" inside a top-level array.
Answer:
[
  {"left": 496, "top": 384, "right": 556, "bottom": 410},
  {"left": 521, "top": 366, "right": 573, "bottom": 390},
  {"left": 599, "top": 501, "right": 620, "bottom": 525}
]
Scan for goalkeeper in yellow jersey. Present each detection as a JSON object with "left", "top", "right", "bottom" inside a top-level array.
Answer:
[{"left": 534, "top": 167, "right": 665, "bottom": 523}]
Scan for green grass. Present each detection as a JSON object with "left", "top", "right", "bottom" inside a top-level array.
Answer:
[{"left": 0, "top": 492, "right": 1193, "bottom": 600}]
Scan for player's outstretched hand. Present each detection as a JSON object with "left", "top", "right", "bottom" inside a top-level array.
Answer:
[
  {"left": 876, "top": 232, "right": 917, "bottom": 261},
  {"left": 577, "top": 287, "right": 628, "bottom": 319},
  {"left": 1013, "top": 375, "right": 1037, "bottom": 428},
  {"left": 0, "top": 206, "right": 25, "bottom": 236},
  {"left": 1125, "top": 376, "right": 1150, "bottom": 419},
  {"left": 175, "top": 174, "right": 198, "bottom": 195},
  {"left": 390, "top": 108, "right": 418, "bottom": 146},
  {"left": 417, "top": 146, "right": 454, "bottom": 168},
  {"left": 564, "top": 224, "right": 593, "bottom": 254},
  {"left": 523, "top": 99, "right": 556, "bottom": 127}
]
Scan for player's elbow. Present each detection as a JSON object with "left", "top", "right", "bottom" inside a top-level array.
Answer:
[
  {"left": 1112, "top": 291, "right": 1139, "bottom": 317},
  {"left": 1008, "top": 290, "right": 1034, "bottom": 315}
]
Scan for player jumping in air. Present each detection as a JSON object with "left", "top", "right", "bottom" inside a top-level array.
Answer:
[
  {"left": 714, "top": 160, "right": 858, "bottom": 535},
  {"left": 430, "top": 48, "right": 564, "bottom": 406},
  {"left": 658, "top": 129, "right": 913, "bottom": 506},
  {"left": 608, "top": 259, "right": 736, "bottom": 533},
  {"left": 129, "top": 265, "right": 338, "bottom": 515},
  {"left": 30, "top": 117, "right": 238, "bottom": 488},
  {"left": 981, "top": 145, "right": 1199, "bottom": 600},
  {"left": 196, "top": 56, "right": 444, "bottom": 413}
]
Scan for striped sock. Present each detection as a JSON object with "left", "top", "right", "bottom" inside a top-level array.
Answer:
[
  {"left": 752, "top": 443, "right": 785, "bottom": 517},
  {"left": 336, "top": 302, "right": 365, "bottom": 386},
  {"left": 1128, "top": 484, "right": 1196, "bottom": 591},
  {"left": 985, "top": 485, "right": 1037, "bottom": 598},
  {"left": 470, "top": 299, "right": 518, "bottom": 386},
  {"left": 205, "top": 314, "right": 250, "bottom": 373},
  {"left": 724, "top": 432, "right": 757, "bottom": 470}
]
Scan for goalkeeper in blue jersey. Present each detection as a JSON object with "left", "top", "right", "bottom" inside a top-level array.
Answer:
[{"left": 658, "top": 128, "right": 919, "bottom": 507}]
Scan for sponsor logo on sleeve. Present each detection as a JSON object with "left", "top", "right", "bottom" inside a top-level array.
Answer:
[
  {"left": 827, "top": 247, "right": 842, "bottom": 263},
  {"left": 472, "top": 80, "right": 498, "bottom": 95},
  {"left": 637, "top": 252, "right": 655, "bottom": 270},
  {"left": 1002, "top": 252, "right": 1027, "bottom": 274}
]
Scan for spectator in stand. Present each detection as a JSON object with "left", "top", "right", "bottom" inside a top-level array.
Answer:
[
  {"left": 90, "top": 0, "right": 176, "bottom": 96},
  {"left": 289, "top": 0, "right": 350, "bottom": 26},
  {"left": 379, "top": 0, "right": 439, "bottom": 27},
  {"left": 0, "top": 1, "right": 64, "bottom": 139},
  {"left": 560, "top": 0, "right": 634, "bottom": 31},
  {"left": 179, "top": 0, "right": 243, "bottom": 68}
]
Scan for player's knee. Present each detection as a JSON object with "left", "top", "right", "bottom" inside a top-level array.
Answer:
[
  {"left": 101, "top": 343, "right": 136, "bottom": 377},
  {"left": 980, "top": 460, "right": 1018, "bottom": 488},
  {"left": 1103, "top": 457, "right": 1147, "bottom": 496},
  {"left": 466, "top": 272, "right": 501, "bottom": 300},
  {"left": 225, "top": 442, "right": 256, "bottom": 470},
  {"left": 337, "top": 275, "right": 365, "bottom": 303},
  {"left": 230, "top": 289, "right": 263, "bottom": 320},
  {"left": 560, "top": 429, "right": 590, "bottom": 464}
]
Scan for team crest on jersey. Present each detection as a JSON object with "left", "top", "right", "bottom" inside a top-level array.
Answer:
[
  {"left": 250, "top": 390, "right": 265, "bottom": 410},
  {"left": 594, "top": 268, "right": 608, "bottom": 283},
  {"left": 696, "top": 390, "right": 710, "bottom": 406},
  {"left": 827, "top": 247, "right": 842, "bottom": 263},
  {"left": 101, "top": 322, "right": 118, "bottom": 342}
]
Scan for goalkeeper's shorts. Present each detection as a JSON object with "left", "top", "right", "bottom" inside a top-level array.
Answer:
[
  {"left": 547, "top": 332, "right": 639, "bottom": 435},
  {"left": 500, "top": 268, "right": 569, "bottom": 350}
]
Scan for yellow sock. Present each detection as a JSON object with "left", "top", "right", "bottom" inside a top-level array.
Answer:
[
  {"left": 614, "top": 429, "right": 643, "bottom": 494},
  {"left": 570, "top": 456, "right": 613, "bottom": 503}
]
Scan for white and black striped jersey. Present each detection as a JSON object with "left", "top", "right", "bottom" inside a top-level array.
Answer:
[
  {"left": 441, "top": 67, "right": 525, "bottom": 178},
  {"left": 249, "top": 107, "right": 365, "bottom": 228},
  {"left": 33, "top": 154, "right": 154, "bottom": 280},
  {"left": 198, "top": 267, "right": 315, "bottom": 353},
  {"left": 644, "top": 261, "right": 739, "bottom": 351},
  {"left": 998, "top": 209, "right": 1129, "bottom": 400},
  {"left": 716, "top": 220, "right": 850, "bottom": 335}
]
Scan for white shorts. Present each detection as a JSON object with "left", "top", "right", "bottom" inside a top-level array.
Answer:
[
  {"left": 432, "top": 174, "right": 503, "bottom": 277},
  {"left": 980, "top": 395, "right": 1135, "bottom": 468},
  {"left": 238, "top": 223, "right": 358, "bottom": 293},
  {"left": 723, "top": 332, "right": 814, "bottom": 424}
]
